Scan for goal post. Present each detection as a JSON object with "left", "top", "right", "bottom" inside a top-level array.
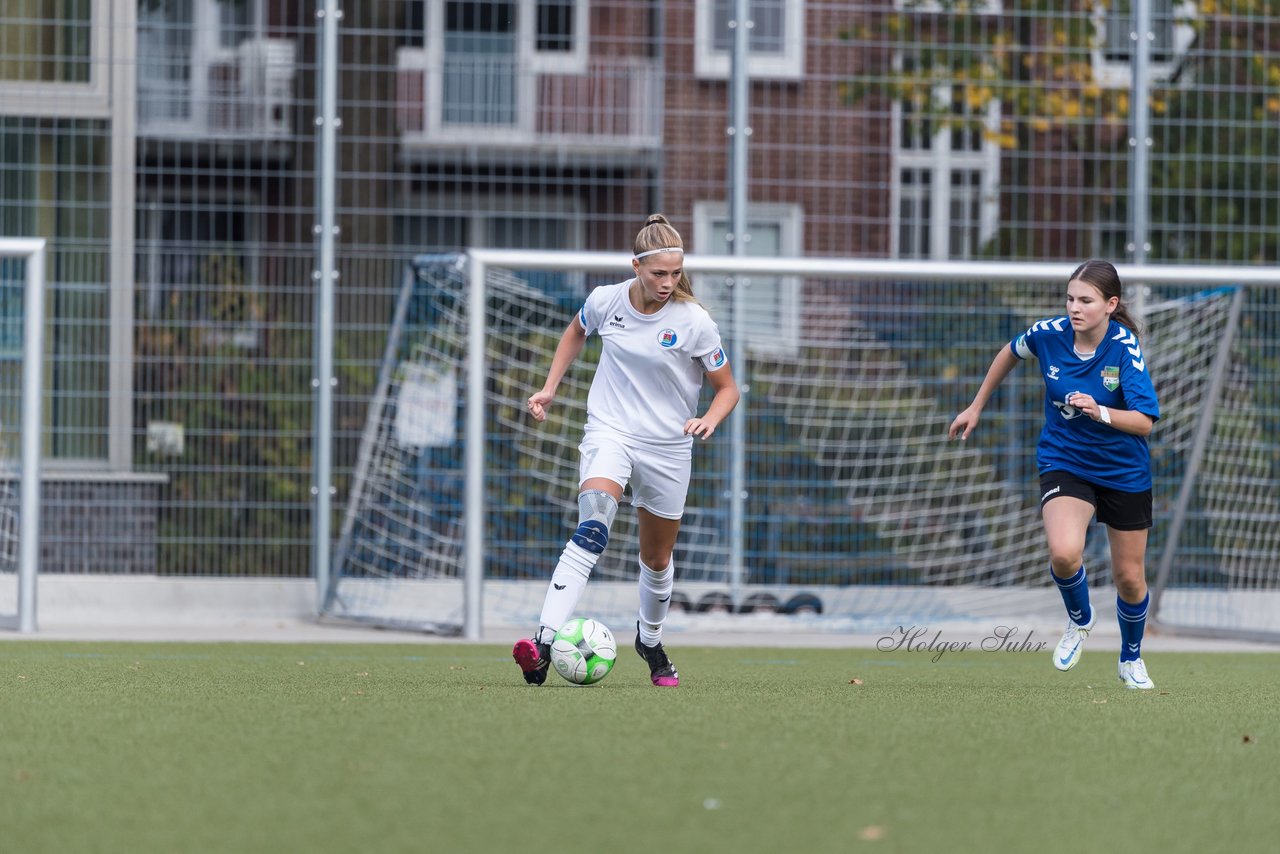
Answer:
[
  {"left": 0, "top": 237, "right": 46, "bottom": 634},
  {"left": 326, "top": 250, "right": 1280, "bottom": 643}
]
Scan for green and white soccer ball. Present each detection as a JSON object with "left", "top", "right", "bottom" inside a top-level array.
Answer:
[{"left": 550, "top": 618, "right": 618, "bottom": 685}]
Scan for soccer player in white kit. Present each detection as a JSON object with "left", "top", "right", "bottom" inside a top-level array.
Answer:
[{"left": 513, "top": 214, "right": 740, "bottom": 687}]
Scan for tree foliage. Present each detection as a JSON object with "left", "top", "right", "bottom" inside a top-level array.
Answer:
[{"left": 845, "top": 0, "right": 1280, "bottom": 263}]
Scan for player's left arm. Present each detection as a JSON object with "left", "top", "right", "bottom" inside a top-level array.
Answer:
[
  {"left": 1067, "top": 338, "right": 1160, "bottom": 437},
  {"left": 685, "top": 363, "right": 740, "bottom": 440},
  {"left": 1067, "top": 392, "right": 1155, "bottom": 437}
]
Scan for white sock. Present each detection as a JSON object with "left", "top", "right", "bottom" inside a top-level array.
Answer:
[
  {"left": 536, "top": 541, "right": 598, "bottom": 644},
  {"left": 637, "top": 557, "right": 673, "bottom": 647}
]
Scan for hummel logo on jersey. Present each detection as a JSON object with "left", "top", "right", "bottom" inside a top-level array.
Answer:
[
  {"left": 1113, "top": 328, "right": 1146, "bottom": 371},
  {"left": 1032, "top": 318, "right": 1068, "bottom": 333},
  {"left": 1048, "top": 365, "right": 1060, "bottom": 380},
  {"left": 553, "top": 583, "right": 566, "bottom": 590},
  {"left": 608, "top": 313, "right": 626, "bottom": 329}
]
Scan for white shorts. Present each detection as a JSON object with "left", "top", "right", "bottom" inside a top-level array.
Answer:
[{"left": 578, "top": 428, "right": 692, "bottom": 520}]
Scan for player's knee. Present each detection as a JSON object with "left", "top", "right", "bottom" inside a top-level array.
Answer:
[
  {"left": 571, "top": 520, "right": 609, "bottom": 554},
  {"left": 1113, "top": 567, "right": 1146, "bottom": 601},
  {"left": 1048, "top": 551, "right": 1082, "bottom": 576},
  {"left": 570, "top": 489, "right": 618, "bottom": 555},
  {"left": 639, "top": 551, "right": 672, "bottom": 574}
]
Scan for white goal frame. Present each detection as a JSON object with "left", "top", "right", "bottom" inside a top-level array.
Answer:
[
  {"left": 0, "top": 238, "right": 46, "bottom": 633},
  {"left": 452, "top": 250, "right": 1280, "bottom": 641}
]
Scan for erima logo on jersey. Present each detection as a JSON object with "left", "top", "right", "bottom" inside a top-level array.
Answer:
[
  {"left": 707, "top": 347, "right": 726, "bottom": 368},
  {"left": 608, "top": 314, "right": 626, "bottom": 329},
  {"left": 658, "top": 329, "right": 678, "bottom": 348}
]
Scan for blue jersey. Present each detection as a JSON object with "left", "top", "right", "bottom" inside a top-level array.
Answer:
[{"left": 1011, "top": 317, "right": 1160, "bottom": 491}]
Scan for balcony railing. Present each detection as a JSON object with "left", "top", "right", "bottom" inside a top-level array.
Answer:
[
  {"left": 138, "top": 39, "right": 296, "bottom": 140},
  {"left": 396, "top": 48, "right": 663, "bottom": 154}
]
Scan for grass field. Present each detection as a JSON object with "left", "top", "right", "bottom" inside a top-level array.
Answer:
[{"left": 3, "top": 640, "right": 1277, "bottom": 854}]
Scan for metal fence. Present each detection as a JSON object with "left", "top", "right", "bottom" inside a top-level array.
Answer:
[{"left": 3, "top": 1, "right": 1280, "bottom": 599}]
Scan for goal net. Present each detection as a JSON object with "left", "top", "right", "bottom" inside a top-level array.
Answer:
[{"left": 324, "top": 252, "right": 1280, "bottom": 641}]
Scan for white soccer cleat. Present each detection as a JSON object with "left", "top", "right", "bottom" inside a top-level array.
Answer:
[
  {"left": 1052, "top": 607, "right": 1096, "bottom": 672},
  {"left": 1118, "top": 658, "right": 1155, "bottom": 690}
]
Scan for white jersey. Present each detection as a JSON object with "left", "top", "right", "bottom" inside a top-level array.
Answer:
[{"left": 578, "top": 280, "right": 728, "bottom": 446}]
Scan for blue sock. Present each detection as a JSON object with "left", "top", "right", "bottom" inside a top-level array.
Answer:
[
  {"left": 1051, "top": 565, "right": 1091, "bottom": 626},
  {"left": 1117, "top": 593, "right": 1149, "bottom": 662}
]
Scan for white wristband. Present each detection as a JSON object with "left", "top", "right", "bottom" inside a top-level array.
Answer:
[{"left": 1098, "top": 405, "right": 1112, "bottom": 425}]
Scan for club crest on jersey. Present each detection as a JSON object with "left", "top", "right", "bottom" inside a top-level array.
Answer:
[
  {"left": 1101, "top": 366, "right": 1120, "bottom": 391},
  {"left": 657, "top": 328, "right": 678, "bottom": 348},
  {"left": 707, "top": 347, "right": 726, "bottom": 368}
]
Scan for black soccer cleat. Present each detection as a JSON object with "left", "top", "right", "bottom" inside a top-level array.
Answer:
[
  {"left": 634, "top": 622, "right": 680, "bottom": 687},
  {"left": 512, "top": 638, "right": 551, "bottom": 685}
]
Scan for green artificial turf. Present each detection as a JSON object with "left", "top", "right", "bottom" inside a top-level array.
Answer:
[{"left": 2, "top": 642, "right": 1277, "bottom": 854}]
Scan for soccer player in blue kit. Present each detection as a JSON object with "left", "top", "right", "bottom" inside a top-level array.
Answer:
[{"left": 949, "top": 260, "right": 1160, "bottom": 689}]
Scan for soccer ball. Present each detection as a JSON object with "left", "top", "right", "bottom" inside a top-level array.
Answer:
[{"left": 550, "top": 618, "right": 618, "bottom": 685}]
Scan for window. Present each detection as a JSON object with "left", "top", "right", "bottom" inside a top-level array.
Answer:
[
  {"left": 138, "top": 0, "right": 293, "bottom": 138},
  {"left": 441, "top": 1, "right": 519, "bottom": 127},
  {"left": 535, "top": 0, "right": 576, "bottom": 53},
  {"left": 418, "top": 0, "right": 589, "bottom": 136},
  {"left": 695, "top": 0, "right": 805, "bottom": 80},
  {"left": 395, "top": 194, "right": 585, "bottom": 298},
  {"left": 0, "top": 117, "right": 112, "bottom": 460},
  {"left": 692, "top": 203, "right": 803, "bottom": 356},
  {"left": 136, "top": 195, "right": 263, "bottom": 351},
  {"left": 1093, "top": 0, "right": 1196, "bottom": 87},
  {"left": 890, "top": 54, "right": 999, "bottom": 259},
  {"left": 0, "top": 0, "right": 110, "bottom": 116}
]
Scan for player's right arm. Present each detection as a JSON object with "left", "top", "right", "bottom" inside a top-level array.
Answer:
[
  {"left": 528, "top": 314, "right": 589, "bottom": 422},
  {"left": 948, "top": 345, "right": 1021, "bottom": 440}
]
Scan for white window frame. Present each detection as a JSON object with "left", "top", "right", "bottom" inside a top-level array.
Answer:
[
  {"left": 691, "top": 201, "right": 803, "bottom": 356},
  {"left": 694, "top": 0, "right": 806, "bottom": 81},
  {"left": 422, "top": 0, "right": 589, "bottom": 142},
  {"left": 888, "top": 57, "right": 1001, "bottom": 260},
  {"left": 525, "top": 0, "right": 589, "bottom": 74},
  {"left": 137, "top": 0, "right": 280, "bottom": 138},
  {"left": 1092, "top": 0, "right": 1197, "bottom": 88},
  {"left": 0, "top": 0, "right": 110, "bottom": 118}
]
